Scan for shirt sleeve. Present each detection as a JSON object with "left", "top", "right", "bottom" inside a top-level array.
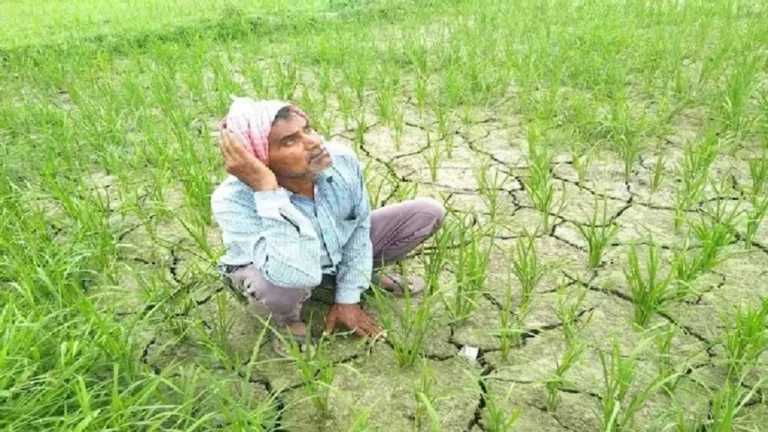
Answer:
[
  {"left": 212, "top": 185, "right": 323, "bottom": 289},
  {"left": 334, "top": 160, "right": 374, "bottom": 304}
]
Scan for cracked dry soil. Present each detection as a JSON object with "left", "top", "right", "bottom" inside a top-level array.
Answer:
[{"left": 112, "top": 101, "right": 768, "bottom": 431}]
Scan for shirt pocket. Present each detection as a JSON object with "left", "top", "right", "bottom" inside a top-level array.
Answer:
[{"left": 339, "top": 211, "right": 360, "bottom": 236}]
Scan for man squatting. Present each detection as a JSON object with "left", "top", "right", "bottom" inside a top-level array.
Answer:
[{"left": 211, "top": 97, "right": 446, "bottom": 355}]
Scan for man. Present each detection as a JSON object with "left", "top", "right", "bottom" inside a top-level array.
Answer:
[{"left": 211, "top": 97, "right": 446, "bottom": 355}]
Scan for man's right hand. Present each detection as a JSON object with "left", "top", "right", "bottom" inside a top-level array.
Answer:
[
  {"left": 219, "top": 130, "right": 278, "bottom": 191},
  {"left": 324, "top": 303, "right": 385, "bottom": 340}
]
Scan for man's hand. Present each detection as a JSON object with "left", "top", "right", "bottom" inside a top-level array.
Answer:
[
  {"left": 324, "top": 303, "right": 385, "bottom": 339},
  {"left": 219, "top": 130, "right": 278, "bottom": 191}
]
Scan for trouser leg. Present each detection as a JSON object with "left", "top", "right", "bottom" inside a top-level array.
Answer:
[
  {"left": 370, "top": 197, "right": 447, "bottom": 267},
  {"left": 225, "top": 265, "right": 311, "bottom": 328}
]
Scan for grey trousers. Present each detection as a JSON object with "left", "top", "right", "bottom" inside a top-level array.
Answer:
[{"left": 224, "top": 198, "right": 446, "bottom": 327}]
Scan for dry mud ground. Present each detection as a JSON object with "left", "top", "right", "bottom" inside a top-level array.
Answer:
[{"left": 104, "top": 98, "right": 768, "bottom": 431}]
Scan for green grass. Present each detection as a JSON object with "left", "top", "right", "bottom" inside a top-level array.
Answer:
[{"left": 3, "top": 0, "right": 768, "bottom": 429}]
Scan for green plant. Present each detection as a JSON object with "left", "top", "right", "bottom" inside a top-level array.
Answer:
[
  {"left": 474, "top": 160, "right": 508, "bottom": 220},
  {"left": 625, "top": 241, "right": 672, "bottom": 328},
  {"left": 597, "top": 338, "right": 680, "bottom": 432},
  {"left": 748, "top": 154, "right": 768, "bottom": 198},
  {"left": 744, "top": 194, "right": 768, "bottom": 249},
  {"left": 651, "top": 322, "right": 678, "bottom": 394},
  {"left": 672, "top": 198, "right": 740, "bottom": 298},
  {"left": 444, "top": 215, "right": 495, "bottom": 323},
  {"left": 371, "top": 283, "right": 442, "bottom": 369},
  {"left": 672, "top": 129, "right": 721, "bottom": 231},
  {"left": 282, "top": 317, "right": 336, "bottom": 414},
  {"left": 554, "top": 283, "right": 592, "bottom": 343},
  {"left": 702, "top": 377, "right": 766, "bottom": 432},
  {"left": 413, "top": 359, "right": 440, "bottom": 431},
  {"left": 574, "top": 197, "right": 620, "bottom": 269},
  {"left": 497, "top": 273, "right": 518, "bottom": 360},
  {"left": 421, "top": 131, "right": 443, "bottom": 183},
  {"left": 523, "top": 124, "right": 561, "bottom": 233},
  {"left": 649, "top": 154, "right": 666, "bottom": 198},
  {"left": 481, "top": 380, "right": 523, "bottom": 432},
  {"left": 605, "top": 92, "right": 646, "bottom": 180},
  {"left": 509, "top": 229, "right": 553, "bottom": 309},
  {"left": 545, "top": 339, "right": 585, "bottom": 412},
  {"left": 721, "top": 297, "right": 768, "bottom": 381},
  {"left": 570, "top": 145, "right": 594, "bottom": 191}
]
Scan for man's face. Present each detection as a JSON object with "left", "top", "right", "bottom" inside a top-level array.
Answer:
[{"left": 267, "top": 110, "right": 332, "bottom": 179}]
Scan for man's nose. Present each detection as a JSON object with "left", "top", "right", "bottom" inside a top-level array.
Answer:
[{"left": 304, "top": 132, "right": 322, "bottom": 149}]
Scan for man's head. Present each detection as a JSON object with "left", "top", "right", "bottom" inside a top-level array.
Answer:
[
  {"left": 266, "top": 105, "right": 332, "bottom": 179},
  {"left": 221, "top": 97, "right": 332, "bottom": 180}
]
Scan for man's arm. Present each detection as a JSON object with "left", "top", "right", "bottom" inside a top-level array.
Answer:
[
  {"left": 213, "top": 185, "right": 323, "bottom": 289},
  {"left": 333, "top": 164, "right": 373, "bottom": 304},
  {"left": 323, "top": 157, "right": 384, "bottom": 338}
]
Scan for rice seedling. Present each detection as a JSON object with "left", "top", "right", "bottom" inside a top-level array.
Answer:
[
  {"left": 510, "top": 229, "right": 553, "bottom": 309},
  {"left": 496, "top": 274, "right": 519, "bottom": 361},
  {"left": 744, "top": 194, "right": 768, "bottom": 249},
  {"left": 282, "top": 318, "right": 337, "bottom": 414},
  {"left": 570, "top": 144, "right": 594, "bottom": 191},
  {"left": 605, "top": 92, "right": 646, "bottom": 180},
  {"left": 433, "top": 103, "right": 455, "bottom": 158},
  {"left": 742, "top": 153, "right": 768, "bottom": 247},
  {"left": 672, "top": 128, "right": 721, "bottom": 231},
  {"left": 473, "top": 160, "right": 508, "bottom": 221},
  {"left": 554, "top": 283, "right": 592, "bottom": 344},
  {"left": 421, "top": 131, "right": 443, "bottom": 183},
  {"left": 545, "top": 339, "right": 585, "bottom": 412},
  {"left": 490, "top": 230, "right": 552, "bottom": 357},
  {"left": 522, "top": 124, "right": 560, "bottom": 233},
  {"left": 345, "top": 403, "right": 375, "bottom": 432},
  {"left": 480, "top": 379, "right": 523, "bottom": 432},
  {"left": 574, "top": 197, "right": 620, "bottom": 269},
  {"left": 649, "top": 154, "right": 666, "bottom": 199},
  {"left": 721, "top": 297, "right": 768, "bottom": 382},
  {"left": 419, "top": 212, "right": 457, "bottom": 296},
  {"left": 392, "top": 104, "right": 406, "bottom": 150},
  {"left": 596, "top": 338, "right": 681, "bottom": 432},
  {"left": 672, "top": 197, "right": 740, "bottom": 298},
  {"left": 651, "top": 322, "right": 678, "bottom": 394},
  {"left": 625, "top": 241, "right": 673, "bottom": 328},
  {"left": 413, "top": 359, "right": 440, "bottom": 431},
  {"left": 716, "top": 55, "right": 760, "bottom": 137},
  {"left": 700, "top": 376, "right": 766, "bottom": 432},
  {"left": 444, "top": 215, "right": 495, "bottom": 324},
  {"left": 375, "top": 67, "right": 397, "bottom": 127},
  {"left": 748, "top": 155, "right": 768, "bottom": 198},
  {"left": 370, "top": 283, "right": 443, "bottom": 369}
]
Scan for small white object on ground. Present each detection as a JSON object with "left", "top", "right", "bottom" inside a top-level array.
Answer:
[{"left": 458, "top": 345, "right": 479, "bottom": 363}]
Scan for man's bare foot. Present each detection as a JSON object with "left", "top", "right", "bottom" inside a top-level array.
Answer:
[
  {"left": 272, "top": 321, "right": 311, "bottom": 357},
  {"left": 284, "top": 321, "right": 307, "bottom": 336},
  {"left": 376, "top": 273, "right": 426, "bottom": 296}
]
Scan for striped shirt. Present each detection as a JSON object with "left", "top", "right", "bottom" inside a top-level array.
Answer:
[{"left": 210, "top": 140, "right": 372, "bottom": 304}]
